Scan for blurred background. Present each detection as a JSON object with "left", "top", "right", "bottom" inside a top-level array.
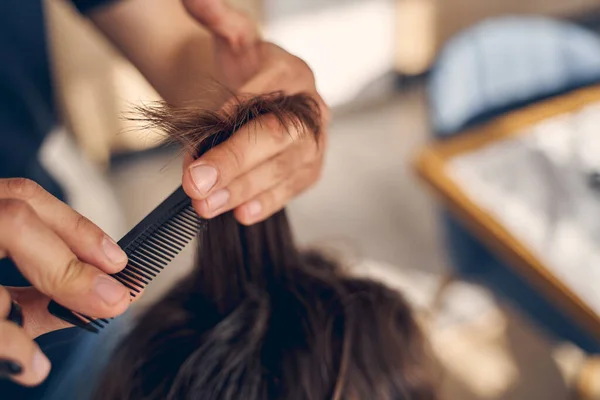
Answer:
[{"left": 37, "top": 0, "right": 600, "bottom": 399}]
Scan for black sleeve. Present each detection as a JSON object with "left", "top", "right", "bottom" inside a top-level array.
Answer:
[{"left": 70, "top": 0, "right": 119, "bottom": 14}]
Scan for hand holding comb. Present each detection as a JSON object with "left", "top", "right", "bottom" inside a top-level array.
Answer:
[{"left": 47, "top": 186, "right": 205, "bottom": 333}]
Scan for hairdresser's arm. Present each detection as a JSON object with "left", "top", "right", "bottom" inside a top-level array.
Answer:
[
  {"left": 86, "top": 0, "right": 217, "bottom": 105},
  {"left": 0, "top": 178, "right": 130, "bottom": 385},
  {"left": 88, "top": 0, "right": 329, "bottom": 224}
]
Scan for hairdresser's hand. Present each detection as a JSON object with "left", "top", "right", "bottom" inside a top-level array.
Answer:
[
  {"left": 0, "top": 178, "right": 130, "bottom": 385},
  {"left": 182, "top": 0, "right": 329, "bottom": 225}
]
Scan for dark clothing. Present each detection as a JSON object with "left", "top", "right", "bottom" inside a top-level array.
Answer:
[
  {"left": 0, "top": 1, "right": 115, "bottom": 398},
  {"left": 0, "top": 0, "right": 114, "bottom": 183}
]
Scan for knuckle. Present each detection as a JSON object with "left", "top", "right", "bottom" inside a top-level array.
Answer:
[
  {"left": 221, "top": 144, "right": 245, "bottom": 173},
  {"left": 5, "top": 178, "right": 43, "bottom": 201},
  {"left": 262, "top": 114, "right": 282, "bottom": 134},
  {"left": 296, "top": 58, "right": 313, "bottom": 77},
  {"left": 272, "top": 154, "right": 294, "bottom": 181},
  {"left": 273, "top": 58, "right": 293, "bottom": 78},
  {"left": 74, "top": 214, "right": 94, "bottom": 236},
  {"left": 291, "top": 56, "right": 315, "bottom": 82},
  {"left": 0, "top": 199, "right": 35, "bottom": 230},
  {"left": 261, "top": 114, "right": 289, "bottom": 142},
  {"left": 51, "top": 257, "right": 85, "bottom": 294}
]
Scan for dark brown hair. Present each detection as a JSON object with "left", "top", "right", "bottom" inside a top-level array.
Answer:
[{"left": 94, "top": 92, "right": 435, "bottom": 400}]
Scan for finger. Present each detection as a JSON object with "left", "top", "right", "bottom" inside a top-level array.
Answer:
[
  {"left": 234, "top": 162, "right": 322, "bottom": 225},
  {"left": 7, "top": 287, "right": 71, "bottom": 339},
  {"left": 0, "top": 178, "right": 128, "bottom": 274},
  {"left": 0, "top": 286, "right": 10, "bottom": 319},
  {"left": 182, "top": 0, "right": 259, "bottom": 50},
  {"left": 6, "top": 285, "right": 143, "bottom": 339},
  {"left": 192, "top": 138, "right": 319, "bottom": 218},
  {"left": 0, "top": 321, "right": 51, "bottom": 386},
  {"left": 183, "top": 114, "right": 301, "bottom": 199},
  {"left": 0, "top": 199, "right": 130, "bottom": 319}
]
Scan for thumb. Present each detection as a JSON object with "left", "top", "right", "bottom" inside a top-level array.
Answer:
[
  {"left": 6, "top": 287, "right": 71, "bottom": 339},
  {"left": 182, "top": 0, "right": 259, "bottom": 51}
]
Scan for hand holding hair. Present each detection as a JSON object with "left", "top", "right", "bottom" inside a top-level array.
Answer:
[
  {"left": 0, "top": 178, "right": 131, "bottom": 386},
  {"left": 181, "top": 42, "right": 329, "bottom": 225},
  {"left": 180, "top": 0, "right": 329, "bottom": 225},
  {"left": 95, "top": 91, "right": 435, "bottom": 400}
]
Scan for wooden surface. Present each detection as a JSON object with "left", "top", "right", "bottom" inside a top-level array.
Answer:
[{"left": 414, "top": 85, "right": 600, "bottom": 343}]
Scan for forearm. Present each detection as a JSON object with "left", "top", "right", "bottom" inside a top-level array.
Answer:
[{"left": 87, "top": 0, "right": 216, "bottom": 105}]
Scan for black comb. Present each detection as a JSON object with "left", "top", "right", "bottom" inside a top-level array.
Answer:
[{"left": 47, "top": 186, "right": 205, "bottom": 333}]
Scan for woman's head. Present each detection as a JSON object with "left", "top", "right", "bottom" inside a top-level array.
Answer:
[{"left": 94, "top": 92, "right": 435, "bottom": 400}]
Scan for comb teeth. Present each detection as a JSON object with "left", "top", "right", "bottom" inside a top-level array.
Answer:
[
  {"left": 47, "top": 187, "right": 205, "bottom": 333},
  {"left": 113, "top": 205, "right": 199, "bottom": 296}
]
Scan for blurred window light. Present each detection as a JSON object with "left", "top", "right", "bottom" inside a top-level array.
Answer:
[
  {"left": 264, "top": 0, "right": 396, "bottom": 107},
  {"left": 394, "top": 0, "right": 436, "bottom": 75}
]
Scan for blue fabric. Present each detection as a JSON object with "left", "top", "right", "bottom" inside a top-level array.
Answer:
[
  {"left": 430, "top": 17, "right": 600, "bottom": 136},
  {"left": 429, "top": 16, "right": 600, "bottom": 353},
  {"left": 0, "top": 0, "right": 115, "bottom": 183},
  {"left": 42, "top": 312, "right": 132, "bottom": 400},
  {"left": 0, "top": 311, "right": 131, "bottom": 400},
  {"left": 0, "top": 1, "right": 57, "bottom": 181}
]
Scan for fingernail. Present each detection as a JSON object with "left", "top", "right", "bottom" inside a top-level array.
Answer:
[
  {"left": 246, "top": 200, "right": 262, "bottom": 218},
  {"left": 94, "top": 275, "right": 128, "bottom": 306},
  {"left": 206, "top": 189, "right": 230, "bottom": 213},
  {"left": 32, "top": 351, "right": 51, "bottom": 380},
  {"left": 102, "top": 236, "right": 127, "bottom": 265},
  {"left": 190, "top": 165, "right": 218, "bottom": 195},
  {"left": 0, "top": 360, "right": 22, "bottom": 377},
  {"left": 7, "top": 301, "right": 23, "bottom": 327}
]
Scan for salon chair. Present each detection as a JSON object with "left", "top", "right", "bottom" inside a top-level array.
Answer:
[{"left": 428, "top": 16, "right": 600, "bottom": 354}]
